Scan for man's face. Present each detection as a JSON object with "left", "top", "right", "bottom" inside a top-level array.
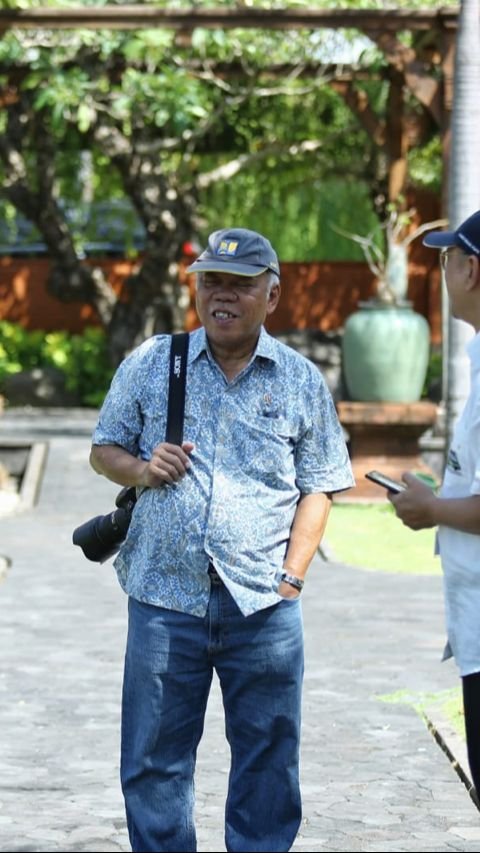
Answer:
[
  {"left": 440, "top": 246, "right": 473, "bottom": 321},
  {"left": 195, "top": 270, "right": 280, "bottom": 350}
]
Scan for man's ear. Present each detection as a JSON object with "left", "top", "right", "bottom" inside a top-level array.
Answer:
[
  {"left": 466, "top": 255, "right": 480, "bottom": 291},
  {"left": 266, "top": 282, "right": 281, "bottom": 314}
]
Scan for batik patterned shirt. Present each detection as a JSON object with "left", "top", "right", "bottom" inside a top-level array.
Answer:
[{"left": 92, "top": 326, "right": 354, "bottom": 616}]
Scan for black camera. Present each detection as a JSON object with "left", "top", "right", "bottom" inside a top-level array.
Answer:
[{"left": 72, "top": 486, "right": 137, "bottom": 563}]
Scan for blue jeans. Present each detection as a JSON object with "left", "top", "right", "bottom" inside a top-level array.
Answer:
[{"left": 121, "top": 571, "right": 304, "bottom": 852}]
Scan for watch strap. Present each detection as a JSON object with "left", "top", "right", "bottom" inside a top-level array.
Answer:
[{"left": 281, "top": 572, "right": 304, "bottom": 591}]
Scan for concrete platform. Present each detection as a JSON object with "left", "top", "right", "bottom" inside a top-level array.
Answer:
[{"left": 337, "top": 400, "right": 439, "bottom": 502}]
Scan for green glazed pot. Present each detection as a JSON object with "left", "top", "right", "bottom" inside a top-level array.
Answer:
[{"left": 342, "top": 302, "right": 430, "bottom": 402}]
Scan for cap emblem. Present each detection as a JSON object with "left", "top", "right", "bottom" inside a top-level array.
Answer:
[{"left": 217, "top": 240, "right": 239, "bottom": 256}]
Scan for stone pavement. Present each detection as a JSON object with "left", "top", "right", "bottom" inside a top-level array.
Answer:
[{"left": 1, "top": 408, "right": 480, "bottom": 852}]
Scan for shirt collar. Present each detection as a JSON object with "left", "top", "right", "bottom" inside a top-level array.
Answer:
[
  {"left": 188, "top": 327, "right": 209, "bottom": 364},
  {"left": 188, "top": 325, "right": 280, "bottom": 367},
  {"left": 255, "top": 326, "right": 280, "bottom": 365}
]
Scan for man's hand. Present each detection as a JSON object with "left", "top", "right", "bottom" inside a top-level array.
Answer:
[
  {"left": 388, "top": 472, "right": 437, "bottom": 530},
  {"left": 277, "top": 580, "right": 302, "bottom": 599},
  {"left": 90, "top": 441, "right": 195, "bottom": 489},
  {"left": 139, "top": 441, "right": 195, "bottom": 488}
]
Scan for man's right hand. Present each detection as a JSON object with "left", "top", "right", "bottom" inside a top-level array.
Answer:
[
  {"left": 139, "top": 441, "right": 195, "bottom": 488},
  {"left": 90, "top": 441, "right": 195, "bottom": 489}
]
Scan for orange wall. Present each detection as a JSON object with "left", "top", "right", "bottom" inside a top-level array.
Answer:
[{"left": 0, "top": 253, "right": 442, "bottom": 344}]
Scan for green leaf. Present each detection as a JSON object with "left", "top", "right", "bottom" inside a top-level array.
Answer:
[{"left": 77, "top": 103, "right": 96, "bottom": 133}]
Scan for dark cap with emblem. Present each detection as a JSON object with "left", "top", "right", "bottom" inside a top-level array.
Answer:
[
  {"left": 186, "top": 228, "right": 280, "bottom": 277},
  {"left": 423, "top": 209, "right": 480, "bottom": 256}
]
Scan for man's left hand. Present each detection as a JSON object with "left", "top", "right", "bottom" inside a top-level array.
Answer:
[{"left": 278, "top": 581, "right": 302, "bottom": 599}]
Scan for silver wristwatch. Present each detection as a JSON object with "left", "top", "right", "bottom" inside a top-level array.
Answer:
[{"left": 280, "top": 572, "right": 304, "bottom": 591}]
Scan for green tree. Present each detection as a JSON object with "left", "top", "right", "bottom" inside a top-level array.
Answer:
[
  {"left": 0, "top": 0, "right": 446, "bottom": 364},
  {"left": 0, "top": 11, "right": 357, "bottom": 362}
]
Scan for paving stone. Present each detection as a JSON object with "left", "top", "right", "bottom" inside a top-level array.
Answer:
[{"left": 1, "top": 410, "right": 480, "bottom": 851}]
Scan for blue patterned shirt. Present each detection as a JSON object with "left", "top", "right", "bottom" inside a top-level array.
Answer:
[{"left": 92, "top": 326, "right": 354, "bottom": 616}]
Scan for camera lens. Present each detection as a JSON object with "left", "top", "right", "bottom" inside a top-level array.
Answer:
[
  {"left": 72, "top": 506, "right": 132, "bottom": 562},
  {"left": 96, "top": 506, "right": 131, "bottom": 543}
]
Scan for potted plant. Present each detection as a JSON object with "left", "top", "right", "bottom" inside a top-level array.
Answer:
[{"left": 333, "top": 203, "right": 446, "bottom": 403}]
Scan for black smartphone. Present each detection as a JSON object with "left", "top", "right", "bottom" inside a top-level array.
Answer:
[{"left": 365, "top": 470, "right": 405, "bottom": 494}]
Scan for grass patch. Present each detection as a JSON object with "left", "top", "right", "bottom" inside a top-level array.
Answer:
[
  {"left": 440, "top": 688, "right": 465, "bottom": 738},
  {"left": 378, "top": 686, "right": 465, "bottom": 740},
  {"left": 333, "top": 505, "right": 463, "bottom": 740},
  {"left": 325, "top": 502, "right": 440, "bottom": 575}
]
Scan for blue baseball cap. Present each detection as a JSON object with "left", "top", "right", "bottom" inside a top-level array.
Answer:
[
  {"left": 423, "top": 209, "right": 480, "bottom": 256},
  {"left": 186, "top": 228, "right": 280, "bottom": 277}
]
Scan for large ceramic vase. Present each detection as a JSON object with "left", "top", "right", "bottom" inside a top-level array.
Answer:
[{"left": 342, "top": 300, "right": 430, "bottom": 402}]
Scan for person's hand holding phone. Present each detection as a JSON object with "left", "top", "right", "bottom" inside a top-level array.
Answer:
[{"left": 387, "top": 471, "right": 438, "bottom": 530}]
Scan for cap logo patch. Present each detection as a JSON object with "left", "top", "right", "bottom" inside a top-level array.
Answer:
[{"left": 217, "top": 240, "right": 239, "bottom": 256}]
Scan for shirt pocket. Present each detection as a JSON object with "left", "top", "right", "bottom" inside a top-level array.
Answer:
[
  {"left": 442, "top": 433, "right": 472, "bottom": 498},
  {"left": 141, "top": 399, "right": 168, "bottom": 449},
  {"left": 251, "top": 413, "right": 298, "bottom": 441},
  {"left": 232, "top": 415, "right": 297, "bottom": 481}
]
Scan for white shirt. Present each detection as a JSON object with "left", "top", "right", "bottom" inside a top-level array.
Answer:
[{"left": 439, "top": 331, "right": 480, "bottom": 675}]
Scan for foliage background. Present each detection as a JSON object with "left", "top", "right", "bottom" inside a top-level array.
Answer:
[
  {"left": 0, "top": 0, "right": 445, "bottom": 262},
  {"left": 0, "top": 322, "right": 113, "bottom": 406}
]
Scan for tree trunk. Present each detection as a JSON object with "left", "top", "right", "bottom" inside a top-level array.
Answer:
[{"left": 106, "top": 255, "right": 190, "bottom": 364}]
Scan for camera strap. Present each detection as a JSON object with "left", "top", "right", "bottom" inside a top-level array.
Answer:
[
  {"left": 127, "top": 332, "right": 189, "bottom": 501},
  {"left": 73, "top": 332, "right": 190, "bottom": 563},
  {"left": 165, "top": 332, "right": 189, "bottom": 445}
]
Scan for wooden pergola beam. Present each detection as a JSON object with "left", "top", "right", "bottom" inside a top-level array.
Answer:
[{"left": 0, "top": 6, "right": 459, "bottom": 33}]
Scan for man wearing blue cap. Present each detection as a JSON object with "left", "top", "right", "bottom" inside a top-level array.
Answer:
[
  {"left": 389, "top": 210, "right": 480, "bottom": 804},
  {"left": 89, "top": 227, "right": 354, "bottom": 851}
]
